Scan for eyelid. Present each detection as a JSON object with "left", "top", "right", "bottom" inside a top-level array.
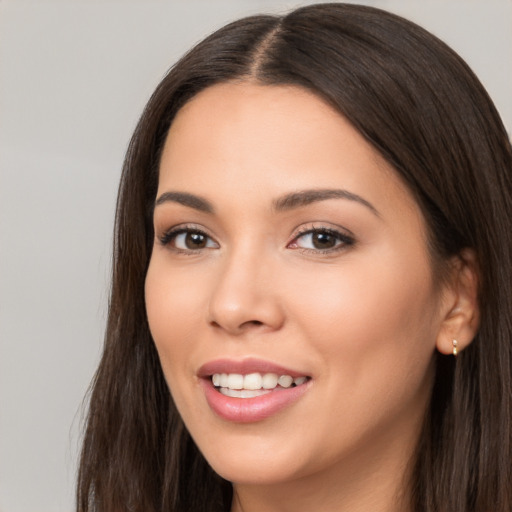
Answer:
[
  {"left": 156, "top": 222, "right": 354, "bottom": 255},
  {"left": 287, "top": 224, "right": 355, "bottom": 254},
  {"left": 158, "top": 223, "right": 219, "bottom": 251}
]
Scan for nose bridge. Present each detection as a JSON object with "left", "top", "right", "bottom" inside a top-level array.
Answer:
[{"left": 208, "top": 241, "right": 283, "bottom": 334}]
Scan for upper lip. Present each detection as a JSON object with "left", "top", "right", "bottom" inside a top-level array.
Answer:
[{"left": 197, "top": 357, "right": 309, "bottom": 379}]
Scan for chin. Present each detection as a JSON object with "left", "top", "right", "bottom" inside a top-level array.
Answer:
[
  {"left": 209, "top": 457, "right": 299, "bottom": 486},
  {"left": 192, "top": 428, "right": 313, "bottom": 485}
]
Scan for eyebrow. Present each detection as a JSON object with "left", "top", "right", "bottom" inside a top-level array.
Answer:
[
  {"left": 154, "top": 188, "right": 379, "bottom": 217},
  {"left": 272, "top": 189, "right": 379, "bottom": 216},
  {"left": 154, "top": 191, "right": 214, "bottom": 213}
]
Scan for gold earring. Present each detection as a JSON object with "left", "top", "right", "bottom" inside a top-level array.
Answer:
[{"left": 452, "top": 339, "right": 458, "bottom": 357}]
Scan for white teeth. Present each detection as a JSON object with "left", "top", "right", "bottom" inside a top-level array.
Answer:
[
  {"left": 227, "top": 373, "right": 244, "bottom": 390},
  {"left": 293, "top": 376, "right": 307, "bottom": 386},
  {"left": 278, "top": 375, "right": 293, "bottom": 388},
  {"left": 220, "top": 388, "right": 271, "bottom": 398},
  {"left": 211, "top": 372, "right": 309, "bottom": 393},
  {"left": 244, "top": 373, "right": 263, "bottom": 390},
  {"left": 262, "top": 373, "right": 278, "bottom": 389}
]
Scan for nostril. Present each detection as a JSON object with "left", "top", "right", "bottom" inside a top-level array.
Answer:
[
  {"left": 241, "top": 320, "right": 265, "bottom": 329},
  {"left": 238, "top": 319, "right": 265, "bottom": 330},
  {"left": 209, "top": 319, "right": 263, "bottom": 329}
]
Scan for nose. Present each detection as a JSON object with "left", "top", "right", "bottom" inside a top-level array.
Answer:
[{"left": 207, "top": 250, "right": 285, "bottom": 336}]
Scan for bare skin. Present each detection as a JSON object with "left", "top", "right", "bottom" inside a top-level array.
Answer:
[{"left": 145, "top": 82, "right": 479, "bottom": 512}]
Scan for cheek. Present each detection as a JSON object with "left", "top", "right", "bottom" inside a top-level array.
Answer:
[
  {"left": 276, "top": 255, "right": 439, "bottom": 463},
  {"left": 287, "top": 250, "right": 439, "bottom": 385},
  {"left": 145, "top": 257, "right": 205, "bottom": 376}
]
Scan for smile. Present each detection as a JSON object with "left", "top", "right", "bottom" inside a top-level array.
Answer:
[
  {"left": 212, "top": 372, "right": 309, "bottom": 398},
  {"left": 198, "top": 360, "right": 312, "bottom": 422}
]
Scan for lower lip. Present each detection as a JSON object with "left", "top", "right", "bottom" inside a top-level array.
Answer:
[{"left": 200, "top": 379, "right": 310, "bottom": 423}]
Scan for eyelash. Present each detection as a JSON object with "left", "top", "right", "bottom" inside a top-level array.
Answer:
[
  {"left": 158, "top": 224, "right": 355, "bottom": 255},
  {"left": 158, "top": 224, "right": 214, "bottom": 255},
  {"left": 289, "top": 225, "right": 355, "bottom": 255}
]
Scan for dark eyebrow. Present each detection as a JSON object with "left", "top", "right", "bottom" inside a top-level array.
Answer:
[
  {"left": 272, "top": 189, "right": 379, "bottom": 216},
  {"left": 154, "top": 188, "right": 379, "bottom": 217},
  {"left": 154, "top": 191, "right": 214, "bottom": 214}
]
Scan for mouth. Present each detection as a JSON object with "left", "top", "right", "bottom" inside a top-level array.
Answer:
[
  {"left": 211, "top": 372, "right": 310, "bottom": 399},
  {"left": 198, "top": 359, "right": 312, "bottom": 422}
]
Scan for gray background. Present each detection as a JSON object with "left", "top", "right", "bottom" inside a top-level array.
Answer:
[{"left": 1, "top": 1, "right": 510, "bottom": 511}]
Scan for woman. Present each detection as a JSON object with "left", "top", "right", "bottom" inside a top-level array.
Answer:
[{"left": 77, "top": 3, "right": 512, "bottom": 511}]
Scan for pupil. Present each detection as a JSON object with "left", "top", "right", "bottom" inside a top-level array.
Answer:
[
  {"left": 313, "top": 232, "right": 335, "bottom": 249},
  {"left": 186, "top": 232, "right": 206, "bottom": 249}
]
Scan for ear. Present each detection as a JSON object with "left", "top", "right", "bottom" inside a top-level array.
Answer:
[{"left": 436, "top": 248, "right": 480, "bottom": 355}]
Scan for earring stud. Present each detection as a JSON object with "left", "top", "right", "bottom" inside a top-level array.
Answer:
[{"left": 452, "top": 339, "right": 458, "bottom": 357}]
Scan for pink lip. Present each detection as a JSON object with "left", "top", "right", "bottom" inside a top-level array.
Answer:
[{"left": 197, "top": 358, "right": 311, "bottom": 423}]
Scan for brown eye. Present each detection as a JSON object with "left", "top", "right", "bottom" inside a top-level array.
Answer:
[
  {"left": 289, "top": 228, "right": 354, "bottom": 253},
  {"left": 184, "top": 232, "right": 208, "bottom": 249},
  {"left": 160, "top": 228, "right": 218, "bottom": 251},
  {"left": 311, "top": 231, "right": 337, "bottom": 249}
]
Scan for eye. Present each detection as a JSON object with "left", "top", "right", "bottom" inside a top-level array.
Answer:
[
  {"left": 288, "top": 227, "right": 354, "bottom": 253},
  {"left": 174, "top": 231, "right": 216, "bottom": 250},
  {"left": 159, "top": 226, "right": 219, "bottom": 252}
]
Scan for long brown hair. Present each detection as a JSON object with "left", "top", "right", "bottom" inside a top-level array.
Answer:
[{"left": 77, "top": 4, "right": 512, "bottom": 511}]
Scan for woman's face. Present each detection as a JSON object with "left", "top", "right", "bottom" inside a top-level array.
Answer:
[{"left": 145, "top": 83, "right": 449, "bottom": 487}]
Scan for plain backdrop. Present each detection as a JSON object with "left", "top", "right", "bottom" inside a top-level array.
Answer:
[{"left": 0, "top": 1, "right": 510, "bottom": 511}]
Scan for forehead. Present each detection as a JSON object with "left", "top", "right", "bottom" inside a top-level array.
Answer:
[
  {"left": 164, "top": 82, "right": 375, "bottom": 166},
  {"left": 158, "top": 82, "right": 419, "bottom": 221}
]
